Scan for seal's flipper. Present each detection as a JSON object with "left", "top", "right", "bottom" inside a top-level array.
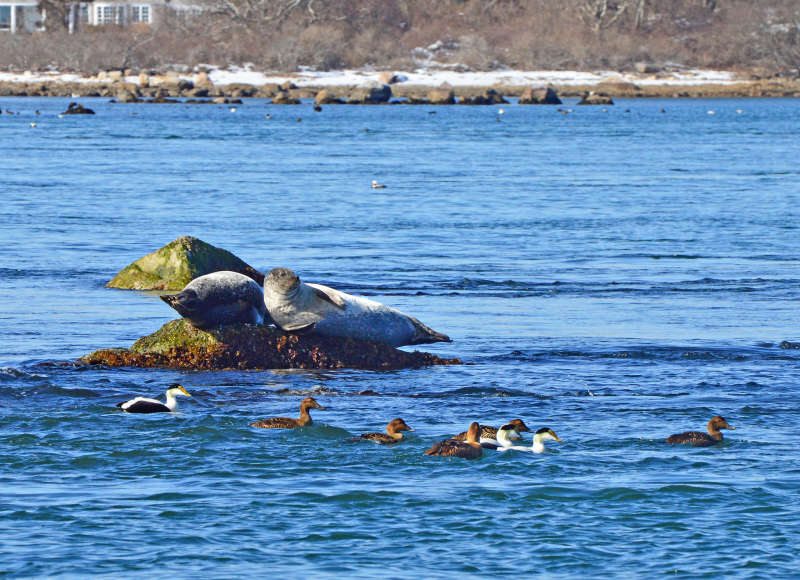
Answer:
[
  {"left": 280, "top": 321, "right": 316, "bottom": 333},
  {"left": 312, "top": 286, "right": 347, "bottom": 310}
]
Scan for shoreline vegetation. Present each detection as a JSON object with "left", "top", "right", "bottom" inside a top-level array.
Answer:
[{"left": 1, "top": 68, "right": 799, "bottom": 100}]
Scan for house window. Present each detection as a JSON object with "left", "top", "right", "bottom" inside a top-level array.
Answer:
[
  {"left": 0, "top": 6, "right": 11, "bottom": 30},
  {"left": 131, "top": 5, "right": 150, "bottom": 23},
  {"left": 95, "top": 4, "right": 121, "bottom": 25},
  {"left": 78, "top": 4, "right": 89, "bottom": 24}
]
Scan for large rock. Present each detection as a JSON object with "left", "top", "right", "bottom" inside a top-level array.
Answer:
[
  {"left": 80, "top": 319, "right": 461, "bottom": 371},
  {"left": 427, "top": 83, "right": 455, "bottom": 104},
  {"left": 61, "top": 102, "right": 95, "bottom": 115},
  {"left": 518, "top": 86, "right": 562, "bottom": 104},
  {"left": 271, "top": 91, "right": 301, "bottom": 105},
  {"left": 346, "top": 81, "right": 392, "bottom": 104},
  {"left": 106, "top": 236, "right": 264, "bottom": 290},
  {"left": 577, "top": 91, "right": 614, "bottom": 105},
  {"left": 458, "top": 88, "right": 508, "bottom": 105},
  {"left": 315, "top": 89, "right": 343, "bottom": 105}
]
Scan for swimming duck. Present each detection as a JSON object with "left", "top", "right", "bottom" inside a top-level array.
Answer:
[
  {"left": 424, "top": 422, "right": 483, "bottom": 459},
  {"left": 665, "top": 416, "right": 734, "bottom": 446},
  {"left": 371, "top": 180, "right": 387, "bottom": 189},
  {"left": 480, "top": 423, "right": 521, "bottom": 450},
  {"left": 250, "top": 397, "right": 326, "bottom": 429},
  {"left": 117, "top": 383, "right": 191, "bottom": 413},
  {"left": 452, "top": 418, "right": 532, "bottom": 444},
  {"left": 498, "top": 427, "right": 562, "bottom": 453},
  {"left": 351, "top": 418, "right": 414, "bottom": 444}
]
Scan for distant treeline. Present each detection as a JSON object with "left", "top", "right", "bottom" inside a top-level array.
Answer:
[{"left": 2, "top": 0, "right": 799, "bottom": 73}]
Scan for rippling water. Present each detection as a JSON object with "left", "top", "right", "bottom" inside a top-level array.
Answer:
[{"left": 1, "top": 97, "right": 799, "bottom": 577}]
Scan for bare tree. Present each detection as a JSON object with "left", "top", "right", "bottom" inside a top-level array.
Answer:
[{"left": 579, "top": 0, "right": 629, "bottom": 33}]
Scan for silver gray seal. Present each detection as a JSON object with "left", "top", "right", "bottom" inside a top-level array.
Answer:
[
  {"left": 263, "top": 267, "right": 451, "bottom": 347},
  {"left": 160, "top": 271, "right": 268, "bottom": 329}
]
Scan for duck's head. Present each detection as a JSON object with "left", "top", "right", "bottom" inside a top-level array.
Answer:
[
  {"left": 167, "top": 383, "right": 191, "bottom": 398},
  {"left": 301, "top": 397, "right": 325, "bottom": 411},
  {"left": 496, "top": 423, "right": 521, "bottom": 446},
  {"left": 534, "top": 427, "right": 561, "bottom": 443},
  {"left": 465, "top": 421, "right": 481, "bottom": 444},
  {"left": 387, "top": 418, "right": 413, "bottom": 434},
  {"left": 265, "top": 267, "right": 301, "bottom": 295},
  {"left": 508, "top": 418, "right": 532, "bottom": 435},
  {"left": 709, "top": 416, "right": 734, "bottom": 431}
]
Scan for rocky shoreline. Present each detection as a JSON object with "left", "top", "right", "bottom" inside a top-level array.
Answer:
[
  {"left": 1, "top": 70, "right": 799, "bottom": 101},
  {"left": 81, "top": 319, "right": 461, "bottom": 371}
]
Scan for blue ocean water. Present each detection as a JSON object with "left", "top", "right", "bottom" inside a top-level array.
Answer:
[{"left": 1, "top": 96, "right": 799, "bottom": 578}]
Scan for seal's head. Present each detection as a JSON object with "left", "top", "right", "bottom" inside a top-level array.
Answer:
[{"left": 265, "top": 267, "right": 301, "bottom": 295}]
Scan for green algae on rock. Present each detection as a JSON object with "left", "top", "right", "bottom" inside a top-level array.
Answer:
[
  {"left": 80, "top": 319, "right": 461, "bottom": 371},
  {"left": 106, "top": 236, "right": 264, "bottom": 290}
]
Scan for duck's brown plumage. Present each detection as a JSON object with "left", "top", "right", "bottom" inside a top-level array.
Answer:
[
  {"left": 666, "top": 416, "right": 735, "bottom": 446},
  {"left": 353, "top": 418, "right": 413, "bottom": 444},
  {"left": 425, "top": 422, "right": 483, "bottom": 459},
  {"left": 452, "top": 418, "right": 531, "bottom": 441},
  {"left": 250, "top": 397, "right": 326, "bottom": 429}
]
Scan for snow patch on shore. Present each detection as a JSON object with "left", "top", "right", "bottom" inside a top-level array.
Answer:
[{"left": 0, "top": 66, "right": 743, "bottom": 87}]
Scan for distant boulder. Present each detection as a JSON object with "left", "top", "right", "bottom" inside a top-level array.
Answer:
[
  {"left": 378, "top": 71, "right": 401, "bottom": 85},
  {"left": 577, "top": 91, "right": 614, "bottom": 105},
  {"left": 271, "top": 91, "right": 301, "bottom": 105},
  {"left": 346, "top": 81, "right": 392, "bottom": 104},
  {"left": 634, "top": 62, "right": 661, "bottom": 74},
  {"left": 427, "top": 83, "right": 455, "bottom": 105},
  {"left": 315, "top": 89, "right": 343, "bottom": 105},
  {"left": 458, "top": 88, "right": 508, "bottom": 105},
  {"left": 518, "top": 86, "right": 562, "bottom": 105},
  {"left": 106, "top": 235, "right": 264, "bottom": 290},
  {"left": 279, "top": 80, "right": 298, "bottom": 91},
  {"left": 61, "top": 102, "right": 95, "bottom": 115}
]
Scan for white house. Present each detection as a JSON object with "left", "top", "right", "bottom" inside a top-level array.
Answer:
[
  {"left": 1, "top": 1, "right": 199, "bottom": 33},
  {"left": 0, "top": 1, "right": 44, "bottom": 33}
]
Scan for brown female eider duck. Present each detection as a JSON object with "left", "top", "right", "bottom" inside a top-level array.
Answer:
[
  {"left": 250, "top": 397, "right": 326, "bottom": 429},
  {"left": 452, "top": 418, "right": 532, "bottom": 444},
  {"left": 666, "top": 416, "right": 735, "bottom": 446},
  {"left": 351, "top": 418, "right": 414, "bottom": 444},
  {"left": 424, "top": 422, "right": 483, "bottom": 460}
]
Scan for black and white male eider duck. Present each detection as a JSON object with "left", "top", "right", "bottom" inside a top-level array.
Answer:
[
  {"left": 479, "top": 423, "right": 521, "bottom": 450},
  {"left": 498, "top": 427, "right": 562, "bottom": 454},
  {"left": 249, "top": 397, "right": 326, "bottom": 429},
  {"left": 424, "top": 422, "right": 483, "bottom": 460},
  {"left": 665, "top": 416, "right": 735, "bottom": 446},
  {"left": 371, "top": 180, "right": 387, "bottom": 189},
  {"left": 117, "top": 383, "right": 191, "bottom": 414},
  {"left": 351, "top": 418, "right": 414, "bottom": 444},
  {"left": 452, "top": 418, "right": 532, "bottom": 444}
]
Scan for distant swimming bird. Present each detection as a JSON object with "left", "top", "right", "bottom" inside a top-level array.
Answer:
[
  {"left": 229, "top": 107, "right": 237, "bottom": 112},
  {"left": 498, "top": 108, "right": 504, "bottom": 115},
  {"left": 351, "top": 418, "right": 413, "bottom": 444},
  {"left": 313, "top": 104, "right": 322, "bottom": 112},
  {"left": 707, "top": 110, "right": 715, "bottom": 115},
  {"left": 117, "top": 383, "right": 191, "bottom": 414},
  {"left": 424, "top": 422, "right": 483, "bottom": 459},
  {"left": 297, "top": 117, "right": 302, "bottom": 122},
  {"left": 736, "top": 109, "right": 743, "bottom": 114},
  {"left": 452, "top": 418, "right": 532, "bottom": 444},
  {"left": 250, "top": 397, "right": 325, "bottom": 429},
  {"left": 58, "top": 114, "right": 64, "bottom": 119},
  {"left": 29, "top": 122, "right": 36, "bottom": 128},
  {"left": 498, "top": 427, "right": 562, "bottom": 453},
  {"left": 265, "top": 114, "right": 272, "bottom": 119},
  {"left": 371, "top": 180, "right": 386, "bottom": 189},
  {"left": 35, "top": 110, "right": 40, "bottom": 115},
  {"left": 665, "top": 416, "right": 734, "bottom": 446}
]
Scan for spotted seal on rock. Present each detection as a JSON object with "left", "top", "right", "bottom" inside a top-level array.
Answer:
[
  {"left": 263, "top": 267, "right": 451, "bottom": 347},
  {"left": 160, "top": 271, "right": 268, "bottom": 329}
]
